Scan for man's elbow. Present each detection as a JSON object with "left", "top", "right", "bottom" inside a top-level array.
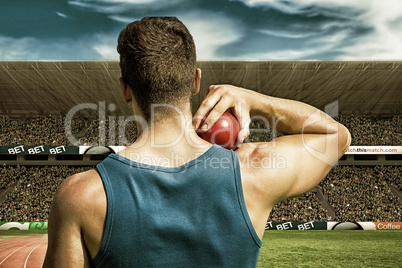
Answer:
[{"left": 338, "top": 123, "right": 351, "bottom": 157}]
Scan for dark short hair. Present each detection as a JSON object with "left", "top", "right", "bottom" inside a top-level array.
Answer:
[{"left": 117, "top": 17, "right": 197, "bottom": 121}]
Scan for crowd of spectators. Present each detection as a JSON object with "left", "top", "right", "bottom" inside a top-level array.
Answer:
[
  {"left": 247, "top": 115, "right": 401, "bottom": 146},
  {"left": 320, "top": 166, "right": 401, "bottom": 222},
  {"left": 0, "top": 114, "right": 401, "bottom": 146},
  {"left": 0, "top": 165, "right": 92, "bottom": 222},
  {"left": 338, "top": 115, "right": 401, "bottom": 146},
  {"left": 0, "top": 115, "right": 83, "bottom": 146},
  {"left": 0, "top": 164, "right": 400, "bottom": 222},
  {"left": 0, "top": 115, "right": 138, "bottom": 146},
  {"left": 0, "top": 114, "right": 401, "bottom": 223},
  {"left": 268, "top": 191, "right": 329, "bottom": 222}
]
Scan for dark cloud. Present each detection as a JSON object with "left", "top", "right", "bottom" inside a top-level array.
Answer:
[{"left": 0, "top": 0, "right": 401, "bottom": 60}]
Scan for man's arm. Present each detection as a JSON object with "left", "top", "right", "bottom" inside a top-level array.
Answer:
[
  {"left": 243, "top": 87, "right": 350, "bottom": 204},
  {"left": 193, "top": 84, "right": 351, "bottom": 206},
  {"left": 43, "top": 170, "right": 105, "bottom": 267}
]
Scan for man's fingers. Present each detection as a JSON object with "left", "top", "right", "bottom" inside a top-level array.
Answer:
[
  {"left": 193, "top": 85, "right": 233, "bottom": 130},
  {"left": 233, "top": 103, "right": 251, "bottom": 143},
  {"left": 192, "top": 92, "right": 221, "bottom": 129},
  {"left": 193, "top": 85, "right": 249, "bottom": 134},
  {"left": 200, "top": 97, "right": 234, "bottom": 131}
]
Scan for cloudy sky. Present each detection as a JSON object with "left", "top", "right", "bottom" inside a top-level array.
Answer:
[{"left": 1, "top": 0, "right": 402, "bottom": 61}]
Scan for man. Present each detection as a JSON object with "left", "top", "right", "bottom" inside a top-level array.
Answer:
[{"left": 43, "top": 17, "right": 350, "bottom": 267}]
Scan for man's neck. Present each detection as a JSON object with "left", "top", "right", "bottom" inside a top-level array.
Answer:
[{"left": 120, "top": 112, "right": 212, "bottom": 167}]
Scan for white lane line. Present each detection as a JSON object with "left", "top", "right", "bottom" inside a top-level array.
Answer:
[
  {"left": 24, "top": 241, "right": 47, "bottom": 268},
  {"left": 0, "top": 240, "right": 37, "bottom": 265}
]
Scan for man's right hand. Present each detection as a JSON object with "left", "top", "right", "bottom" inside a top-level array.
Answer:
[{"left": 192, "top": 85, "right": 254, "bottom": 144}]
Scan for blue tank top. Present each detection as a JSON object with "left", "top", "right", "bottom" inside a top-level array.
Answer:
[{"left": 92, "top": 145, "right": 262, "bottom": 267}]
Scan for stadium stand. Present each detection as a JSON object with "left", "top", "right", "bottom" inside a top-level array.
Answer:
[
  {"left": 320, "top": 166, "right": 401, "bottom": 222},
  {"left": 1, "top": 115, "right": 401, "bottom": 146},
  {"left": 268, "top": 191, "right": 329, "bottom": 222},
  {"left": 0, "top": 165, "right": 92, "bottom": 222},
  {"left": 247, "top": 115, "right": 402, "bottom": 146},
  {"left": 0, "top": 115, "right": 138, "bottom": 146},
  {"left": 269, "top": 166, "right": 402, "bottom": 222},
  {"left": 338, "top": 115, "right": 401, "bottom": 146},
  {"left": 0, "top": 61, "right": 401, "bottom": 223},
  {"left": 0, "top": 115, "right": 401, "bottom": 223}
]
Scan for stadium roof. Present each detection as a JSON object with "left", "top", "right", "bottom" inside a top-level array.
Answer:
[{"left": 0, "top": 61, "right": 401, "bottom": 118}]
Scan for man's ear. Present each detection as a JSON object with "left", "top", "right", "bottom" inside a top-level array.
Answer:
[
  {"left": 120, "top": 77, "right": 132, "bottom": 103},
  {"left": 193, "top": 68, "right": 201, "bottom": 95}
]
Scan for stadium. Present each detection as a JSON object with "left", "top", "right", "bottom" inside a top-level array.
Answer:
[{"left": 0, "top": 61, "right": 401, "bottom": 267}]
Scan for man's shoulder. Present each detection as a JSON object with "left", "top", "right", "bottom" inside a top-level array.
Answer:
[
  {"left": 235, "top": 139, "right": 295, "bottom": 184},
  {"left": 235, "top": 140, "right": 291, "bottom": 166},
  {"left": 61, "top": 169, "right": 101, "bottom": 195},
  {"left": 54, "top": 169, "right": 105, "bottom": 216}
]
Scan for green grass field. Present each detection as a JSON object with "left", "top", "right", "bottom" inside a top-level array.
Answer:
[
  {"left": 1, "top": 230, "right": 401, "bottom": 267},
  {"left": 257, "top": 230, "right": 402, "bottom": 268}
]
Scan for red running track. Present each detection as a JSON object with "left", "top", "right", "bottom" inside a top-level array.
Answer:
[{"left": 0, "top": 235, "right": 47, "bottom": 267}]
